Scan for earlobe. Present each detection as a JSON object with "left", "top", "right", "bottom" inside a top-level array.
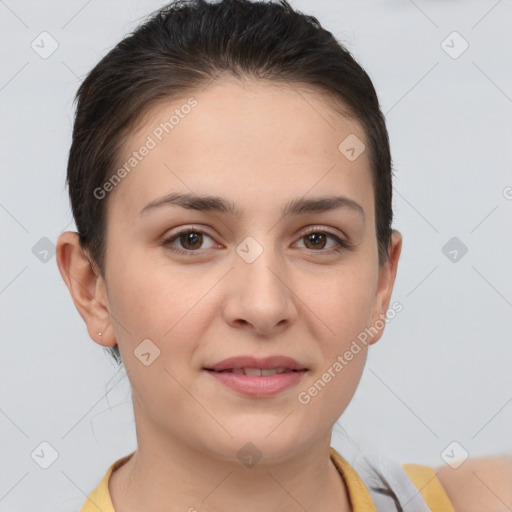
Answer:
[
  {"left": 55, "top": 231, "right": 116, "bottom": 348},
  {"left": 368, "top": 229, "right": 403, "bottom": 346}
]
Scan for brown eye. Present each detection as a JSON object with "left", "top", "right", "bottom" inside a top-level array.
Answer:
[
  {"left": 179, "top": 231, "right": 203, "bottom": 250},
  {"left": 303, "top": 232, "right": 327, "bottom": 250},
  {"left": 161, "top": 229, "right": 217, "bottom": 255},
  {"left": 296, "top": 229, "right": 350, "bottom": 253}
]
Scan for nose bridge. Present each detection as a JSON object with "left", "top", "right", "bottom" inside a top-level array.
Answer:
[
  {"left": 227, "top": 232, "right": 294, "bottom": 329},
  {"left": 234, "top": 233, "right": 284, "bottom": 291}
]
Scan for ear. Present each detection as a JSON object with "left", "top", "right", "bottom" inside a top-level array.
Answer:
[
  {"left": 367, "top": 229, "right": 403, "bottom": 345},
  {"left": 56, "top": 231, "right": 116, "bottom": 347}
]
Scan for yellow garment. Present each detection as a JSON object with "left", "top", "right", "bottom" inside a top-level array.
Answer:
[
  {"left": 81, "top": 451, "right": 133, "bottom": 512},
  {"left": 80, "top": 447, "right": 455, "bottom": 512},
  {"left": 329, "top": 448, "right": 456, "bottom": 512}
]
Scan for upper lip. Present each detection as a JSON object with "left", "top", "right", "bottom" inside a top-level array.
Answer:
[{"left": 204, "top": 355, "right": 308, "bottom": 371}]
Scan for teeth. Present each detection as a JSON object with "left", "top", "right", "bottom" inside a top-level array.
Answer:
[
  {"left": 215, "top": 368, "right": 292, "bottom": 376},
  {"left": 243, "top": 367, "right": 262, "bottom": 376},
  {"left": 261, "top": 368, "right": 288, "bottom": 376},
  {"left": 236, "top": 368, "right": 290, "bottom": 376}
]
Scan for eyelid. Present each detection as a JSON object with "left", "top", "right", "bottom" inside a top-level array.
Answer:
[
  {"left": 295, "top": 226, "right": 353, "bottom": 252},
  {"left": 300, "top": 225, "right": 348, "bottom": 242},
  {"left": 160, "top": 225, "right": 219, "bottom": 254}
]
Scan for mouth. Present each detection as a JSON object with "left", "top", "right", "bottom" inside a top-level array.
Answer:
[
  {"left": 202, "top": 355, "right": 308, "bottom": 396},
  {"left": 204, "top": 354, "right": 308, "bottom": 372},
  {"left": 204, "top": 368, "right": 306, "bottom": 376},
  {"left": 203, "top": 366, "right": 308, "bottom": 397}
]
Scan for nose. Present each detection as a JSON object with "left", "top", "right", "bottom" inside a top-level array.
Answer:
[{"left": 221, "top": 237, "right": 297, "bottom": 336}]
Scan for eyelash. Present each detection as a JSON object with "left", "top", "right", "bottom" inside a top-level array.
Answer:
[{"left": 160, "top": 226, "right": 353, "bottom": 256}]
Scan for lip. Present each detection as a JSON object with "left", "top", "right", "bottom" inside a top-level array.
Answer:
[
  {"left": 204, "top": 355, "right": 307, "bottom": 372},
  {"left": 204, "top": 369, "right": 307, "bottom": 397},
  {"left": 203, "top": 355, "right": 308, "bottom": 398}
]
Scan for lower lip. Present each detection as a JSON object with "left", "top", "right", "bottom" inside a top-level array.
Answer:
[{"left": 204, "top": 369, "right": 307, "bottom": 397}]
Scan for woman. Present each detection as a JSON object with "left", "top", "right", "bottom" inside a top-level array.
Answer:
[{"left": 56, "top": 0, "right": 512, "bottom": 510}]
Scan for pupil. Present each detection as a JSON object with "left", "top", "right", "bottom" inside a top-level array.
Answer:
[
  {"left": 182, "top": 232, "right": 202, "bottom": 249},
  {"left": 307, "top": 233, "right": 325, "bottom": 249}
]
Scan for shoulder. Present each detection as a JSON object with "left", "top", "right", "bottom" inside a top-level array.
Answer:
[
  {"left": 435, "top": 455, "right": 512, "bottom": 512},
  {"left": 401, "top": 462, "right": 456, "bottom": 511}
]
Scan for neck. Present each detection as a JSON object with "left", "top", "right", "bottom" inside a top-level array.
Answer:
[{"left": 109, "top": 411, "right": 352, "bottom": 512}]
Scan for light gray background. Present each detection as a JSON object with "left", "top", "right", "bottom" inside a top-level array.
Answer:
[{"left": 1, "top": 0, "right": 511, "bottom": 510}]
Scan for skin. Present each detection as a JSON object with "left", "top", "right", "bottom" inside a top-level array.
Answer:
[
  {"left": 436, "top": 456, "right": 512, "bottom": 512},
  {"left": 57, "top": 77, "right": 512, "bottom": 512},
  {"left": 57, "top": 76, "right": 404, "bottom": 512}
]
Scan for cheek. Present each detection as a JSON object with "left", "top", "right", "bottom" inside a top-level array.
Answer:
[
  {"left": 306, "top": 263, "right": 377, "bottom": 412},
  {"left": 295, "top": 337, "right": 367, "bottom": 427},
  {"left": 294, "top": 274, "right": 372, "bottom": 418},
  {"left": 298, "top": 264, "right": 377, "bottom": 351},
  {"left": 107, "top": 245, "right": 180, "bottom": 325},
  {"left": 106, "top": 254, "right": 219, "bottom": 361}
]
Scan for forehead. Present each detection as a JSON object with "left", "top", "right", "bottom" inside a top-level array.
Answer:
[{"left": 107, "top": 78, "right": 374, "bottom": 222}]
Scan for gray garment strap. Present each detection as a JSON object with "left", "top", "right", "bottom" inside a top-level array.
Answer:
[{"left": 351, "top": 451, "right": 434, "bottom": 512}]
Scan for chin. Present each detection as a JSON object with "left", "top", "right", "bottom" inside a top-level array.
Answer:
[{"left": 203, "top": 430, "right": 305, "bottom": 466}]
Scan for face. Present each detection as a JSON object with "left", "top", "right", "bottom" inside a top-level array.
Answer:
[{"left": 59, "top": 77, "right": 401, "bottom": 464}]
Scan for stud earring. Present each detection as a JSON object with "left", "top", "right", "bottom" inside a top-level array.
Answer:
[{"left": 98, "top": 332, "right": 102, "bottom": 336}]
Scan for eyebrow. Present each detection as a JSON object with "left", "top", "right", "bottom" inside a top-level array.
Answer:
[{"left": 139, "top": 192, "right": 365, "bottom": 220}]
